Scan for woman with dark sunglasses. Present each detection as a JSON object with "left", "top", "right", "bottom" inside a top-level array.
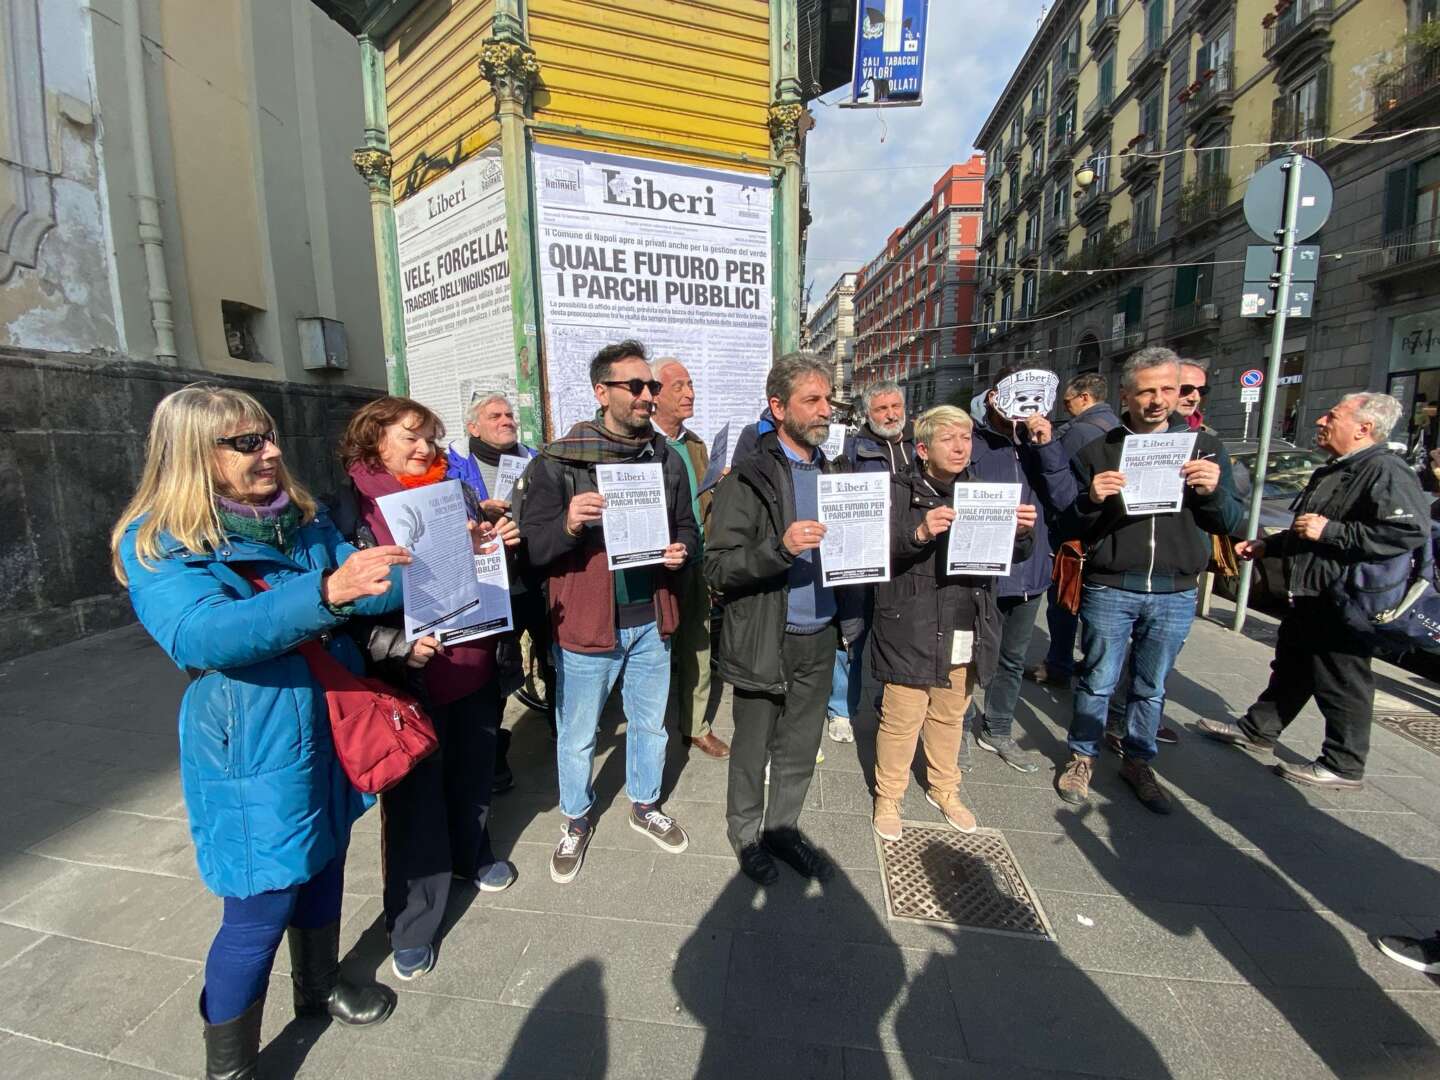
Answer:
[
  {"left": 111, "top": 385, "right": 412, "bottom": 1078},
  {"left": 334, "top": 396, "right": 521, "bottom": 984}
]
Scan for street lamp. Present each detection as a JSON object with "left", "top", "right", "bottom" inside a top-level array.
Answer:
[{"left": 1074, "top": 163, "right": 1096, "bottom": 189}]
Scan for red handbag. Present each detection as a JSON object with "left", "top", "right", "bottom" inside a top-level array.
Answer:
[{"left": 240, "top": 569, "right": 437, "bottom": 794}]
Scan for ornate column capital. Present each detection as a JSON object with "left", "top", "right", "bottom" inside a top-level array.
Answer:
[
  {"left": 479, "top": 39, "right": 539, "bottom": 115},
  {"left": 352, "top": 147, "right": 394, "bottom": 192},
  {"left": 768, "top": 102, "right": 806, "bottom": 156}
]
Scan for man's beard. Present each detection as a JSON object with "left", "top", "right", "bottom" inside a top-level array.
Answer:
[
  {"left": 784, "top": 414, "right": 829, "bottom": 448},
  {"left": 869, "top": 417, "right": 904, "bottom": 440},
  {"left": 613, "top": 404, "right": 653, "bottom": 435}
]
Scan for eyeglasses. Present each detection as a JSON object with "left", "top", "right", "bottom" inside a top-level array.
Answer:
[
  {"left": 1179, "top": 385, "right": 1211, "bottom": 399},
  {"left": 215, "top": 430, "right": 276, "bottom": 454},
  {"left": 602, "top": 379, "right": 663, "bottom": 397}
]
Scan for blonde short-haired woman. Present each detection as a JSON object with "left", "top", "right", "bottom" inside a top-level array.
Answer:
[{"left": 112, "top": 384, "right": 412, "bottom": 1078}]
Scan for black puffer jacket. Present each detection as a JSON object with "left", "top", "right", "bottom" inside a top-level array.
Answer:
[
  {"left": 1267, "top": 443, "right": 1429, "bottom": 599},
  {"left": 871, "top": 464, "right": 1034, "bottom": 690},
  {"left": 704, "top": 430, "right": 861, "bottom": 694}
]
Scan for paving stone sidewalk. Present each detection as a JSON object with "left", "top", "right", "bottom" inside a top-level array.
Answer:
[{"left": 2, "top": 598, "right": 1439, "bottom": 1079}]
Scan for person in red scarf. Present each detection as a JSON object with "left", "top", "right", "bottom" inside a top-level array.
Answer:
[{"left": 336, "top": 397, "right": 520, "bottom": 982}]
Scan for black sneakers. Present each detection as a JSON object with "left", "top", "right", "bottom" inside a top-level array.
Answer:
[
  {"left": 762, "top": 828, "right": 835, "bottom": 882},
  {"left": 550, "top": 818, "right": 593, "bottom": 884},
  {"left": 738, "top": 841, "right": 779, "bottom": 886}
]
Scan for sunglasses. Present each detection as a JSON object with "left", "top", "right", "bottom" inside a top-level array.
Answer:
[
  {"left": 215, "top": 430, "right": 277, "bottom": 454},
  {"left": 602, "top": 378, "right": 663, "bottom": 397},
  {"left": 1179, "top": 384, "right": 1211, "bottom": 398}
]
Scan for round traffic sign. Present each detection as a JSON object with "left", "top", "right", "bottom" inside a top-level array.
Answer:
[
  {"left": 1241, "top": 369, "right": 1264, "bottom": 388},
  {"left": 1245, "top": 155, "right": 1333, "bottom": 242}
]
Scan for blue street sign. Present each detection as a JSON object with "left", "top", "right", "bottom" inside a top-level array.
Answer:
[{"left": 846, "top": 0, "right": 929, "bottom": 108}]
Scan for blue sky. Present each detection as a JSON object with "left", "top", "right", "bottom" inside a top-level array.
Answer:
[{"left": 803, "top": 2, "right": 1043, "bottom": 305}]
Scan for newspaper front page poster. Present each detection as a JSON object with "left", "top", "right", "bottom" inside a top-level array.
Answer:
[
  {"left": 532, "top": 145, "right": 772, "bottom": 448},
  {"left": 817, "top": 473, "right": 891, "bottom": 586},
  {"left": 1119, "top": 432, "right": 1197, "bottom": 515},
  {"left": 946, "top": 482, "right": 1022, "bottom": 576},
  {"left": 596, "top": 462, "right": 670, "bottom": 570},
  {"left": 395, "top": 155, "right": 517, "bottom": 444}
]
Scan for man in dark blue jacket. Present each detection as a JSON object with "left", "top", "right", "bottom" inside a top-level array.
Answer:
[{"left": 965, "top": 367, "right": 1079, "bottom": 772}]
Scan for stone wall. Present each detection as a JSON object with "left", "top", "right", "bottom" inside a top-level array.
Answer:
[{"left": 0, "top": 349, "right": 382, "bottom": 655}]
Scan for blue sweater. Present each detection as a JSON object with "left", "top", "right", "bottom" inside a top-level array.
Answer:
[{"left": 781, "top": 440, "right": 837, "bottom": 633}]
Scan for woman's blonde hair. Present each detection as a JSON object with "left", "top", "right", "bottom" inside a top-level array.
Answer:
[
  {"left": 914, "top": 405, "right": 973, "bottom": 450},
  {"left": 110, "top": 384, "right": 316, "bottom": 583}
]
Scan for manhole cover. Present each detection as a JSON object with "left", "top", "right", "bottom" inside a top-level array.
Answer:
[
  {"left": 876, "top": 825, "right": 1052, "bottom": 939},
  {"left": 1375, "top": 712, "right": 1440, "bottom": 754}
]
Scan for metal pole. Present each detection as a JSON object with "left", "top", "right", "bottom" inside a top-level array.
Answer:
[{"left": 1231, "top": 153, "right": 1304, "bottom": 631}]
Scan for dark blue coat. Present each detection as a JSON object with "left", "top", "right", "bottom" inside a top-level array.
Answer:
[{"left": 969, "top": 419, "right": 1079, "bottom": 599}]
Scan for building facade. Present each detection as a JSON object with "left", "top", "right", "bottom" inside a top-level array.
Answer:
[
  {"left": 973, "top": 0, "right": 1440, "bottom": 447},
  {"left": 805, "top": 271, "right": 858, "bottom": 400},
  {"left": 1, "top": 0, "right": 389, "bottom": 653},
  {"left": 850, "top": 159, "right": 986, "bottom": 413}
]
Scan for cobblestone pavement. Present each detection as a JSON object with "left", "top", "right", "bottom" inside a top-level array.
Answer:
[{"left": 2, "top": 598, "right": 1439, "bottom": 1079}]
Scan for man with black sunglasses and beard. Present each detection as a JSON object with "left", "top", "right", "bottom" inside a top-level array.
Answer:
[{"left": 517, "top": 340, "right": 699, "bottom": 885}]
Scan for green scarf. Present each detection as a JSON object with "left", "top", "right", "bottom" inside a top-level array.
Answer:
[
  {"left": 543, "top": 419, "right": 657, "bottom": 466},
  {"left": 216, "top": 501, "right": 304, "bottom": 554}
]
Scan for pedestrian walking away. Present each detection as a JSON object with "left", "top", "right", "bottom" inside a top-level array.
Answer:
[
  {"left": 1198, "top": 392, "right": 1428, "bottom": 790},
  {"left": 705, "top": 351, "right": 861, "bottom": 887},
  {"left": 1058, "top": 348, "right": 1243, "bottom": 815},
  {"left": 111, "top": 385, "right": 404, "bottom": 1079},
  {"left": 652, "top": 356, "right": 730, "bottom": 759},
  {"left": 336, "top": 396, "right": 519, "bottom": 982},
  {"left": 869, "top": 405, "right": 1037, "bottom": 841},
  {"left": 517, "top": 340, "right": 699, "bottom": 884}
]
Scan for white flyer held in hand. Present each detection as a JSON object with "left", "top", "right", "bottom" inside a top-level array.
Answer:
[
  {"left": 1118, "top": 432, "right": 1197, "bottom": 515},
  {"left": 596, "top": 462, "right": 670, "bottom": 570},
  {"left": 946, "top": 482, "right": 1022, "bottom": 576},
  {"left": 816, "top": 473, "right": 890, "bottom": 586},
  {"left": 492, "top": 454, "right": 528, "bottom": 502},
  {"left": 444, "top": 547, "right": 514, "bottom": 645},
  {"left": 820, "top": 424, "right": 848, "bottom": 461},
  {"left": 376, "top": 480, "right": 489, "bottom": 642}
]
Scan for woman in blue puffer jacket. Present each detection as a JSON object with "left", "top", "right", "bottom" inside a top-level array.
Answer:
[{"left": 111, "top": 384, "right": 427, "bottom": 1079}]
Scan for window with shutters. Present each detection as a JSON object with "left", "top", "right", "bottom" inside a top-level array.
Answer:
[
  {"left": 1172, "top": 261, "right": 1213, "bottom": 308},
  {"left": 1021, "top": 272, "right": 1037, "bottom": 317}
]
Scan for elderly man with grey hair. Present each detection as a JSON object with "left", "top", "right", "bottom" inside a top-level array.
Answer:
[
  {"left": 1057, "top": 347, "right": 1243, "bottom": 814},
  {"left": 1200, "top": 391, "right": 1429, "bottom": 790}
]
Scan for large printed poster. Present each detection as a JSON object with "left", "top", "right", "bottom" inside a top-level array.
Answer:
[
  {"left": 395, "top": 154, "right": 516, "bottom": 443},
  {"left": 532, "top": 144, "right": 772, "bottom": 450}
]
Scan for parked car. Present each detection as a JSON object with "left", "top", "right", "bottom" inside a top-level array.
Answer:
[{"left": 1217, "top": 440, "right": 1327, "bottom": 606}]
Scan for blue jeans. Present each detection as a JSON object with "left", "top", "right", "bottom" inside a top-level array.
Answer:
[
  {"left": 827, "top": 648, "right": 849, "bottom": 720},
  {"left": 1069, "top": 585, "right": 1195, "bottom": 763},
  {"left": 554, "top": 622, "right": 671, "bottom": 820},
  {"left": 1043, "top": 583, "right": 1079, "bottom": 677},
  {"left": 203, "top": 857, "right": 344, "bottom": 1024}
]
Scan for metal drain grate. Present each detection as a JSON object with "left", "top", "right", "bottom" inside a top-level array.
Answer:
[
  {"left": 876, "top": 825, "right": 1052, "bottom": 939},
  {"left": 1375, "top": 712, "right": 1440, "bottom": 754}
]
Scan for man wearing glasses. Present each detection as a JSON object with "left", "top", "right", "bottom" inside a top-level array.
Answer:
[
  {"left": 1176, "top": 358, "right": 1214, "bottom": 432},
  {"left": 516, "top": 340, "right": 699, "bottom": 884}
]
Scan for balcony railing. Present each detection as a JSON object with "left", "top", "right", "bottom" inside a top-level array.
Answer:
[
  {"left": 1083, "top": 88, "right": 1116, "bottom": 131},
  {"left": 1255, "top": 115, "right": 1327, "bottom": 172},
  {"left": 1375, "top": 48, "right": 1440, "bottom": 126},
  {"left": 1362, "top": 222, "right": 1440, "bottom": 282},
  {"left": 1263, "top": 0, "right": 1333, "bottom": 60},
  {"left": 1117, "top": 227, "right": 1159, "bottom": 265},
  {"left": 1044, "top": 211, "right": 1070, "bottom": 246},
  {"left": 1128, "top": 28, "right": 1169, "bottom": 81},
  {"left": 1178, "top": 174, "right": 1232, "bottom": 229},
  {"left": 1026, "top": 103, "right": 1047, "bottom": 135},
  {"left": 1167, "top": 298, "right": 1220, "bottom": 338},
  {"left": 1183, "top": 60, "right": 1236, "bottom": 126},
  {"left": 1020, "top": 168, "right": 1043, "bottom": 202},
  {"left": 1087, "top": 4, "right": 1120, "bottom": 49},
  {"left": 1053, "top": 53, "right": 1079, "bottom": 95},
  {"left": 1120, "top": 130, "right": 1162, "bottom": 183}
]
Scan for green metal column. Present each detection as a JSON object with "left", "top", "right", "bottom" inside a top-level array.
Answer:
[
  {"left": 352, "top": 35, "right": 408, "bottom": 396},
  {"left": 769, "top": 0, "right": 804, "bottom": 356},
  {"left": 479, "top": 2, "right": 546, "bottom": 445}
]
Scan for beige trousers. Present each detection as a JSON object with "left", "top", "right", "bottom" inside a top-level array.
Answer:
[{"left": 874, "top": 665, "right": 973, "bottom": 800}]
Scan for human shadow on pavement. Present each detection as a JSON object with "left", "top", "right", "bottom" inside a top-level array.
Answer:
[{"left": 499, "top": 958, "right": 608, "bottom": 1077}]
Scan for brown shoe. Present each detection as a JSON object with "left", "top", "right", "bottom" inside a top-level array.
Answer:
[
  {"left": 1275, "top": 760, "right": 1364, "bottom": 791},
  {"left": 685, "top": 732, "right": 731, "bottom": 759},
  {"left": 1119, "top": 757, "right": 1173, "bottom": 815},
  {"left": 1057, "top": 754, "right": 1093, "bottom": 805},
  {"left": 925, "top": 788, "right": 977, "bottom": 834},
  {"left": 872, "top": 796, "right": 903, "bottom": 841}
]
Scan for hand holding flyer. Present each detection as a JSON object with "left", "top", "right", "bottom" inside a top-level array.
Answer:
[
  {"left": 493, "top": 454, "right": 528, "bottom": 502},
  {"left": 816, "top": 473, "right": 890, "bottom": 586},
  {"left": 596, "top": 462, "right": 670, "bottom": 570},
  {"left": 377, "top": 480, "right": 489, "bottom": 641},
  {"left": 1118, "top": 432, "right": 1197, "bottom": 515},
  {"left": 946, "top": 483, "right": 1022, "bottom": 576}
]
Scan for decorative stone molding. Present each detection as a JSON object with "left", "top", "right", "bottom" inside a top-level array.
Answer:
[
  {"left": 478, "top": 39, "right": 539, "bottom": 113},
  {"left": 0, "top": 0, "right": 56, "bottom": 282},
  {"left": 351, "top": 147, "right": 394, "bottom": 191},
  {"left": 768, "top": 102, "right": 806, "bottom": 155}
]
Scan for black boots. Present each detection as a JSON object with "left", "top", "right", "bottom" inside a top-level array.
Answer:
[
  {"left": 288, "top": 921, "right": 396, "bottom": 1026},
  {"left": 201, "top": 993, "right": 262, "bottom": 1080}
]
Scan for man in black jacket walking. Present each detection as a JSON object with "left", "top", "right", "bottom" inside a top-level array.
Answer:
[
  {"left": 1199, "top": 392, "right": 1428, "bottom": 789},
  {"left": 705, "top": 352, "right": 859, "bottom": 886},
  {"left": 1058, "top": 348, "right": 1242, "bottom": 814}
]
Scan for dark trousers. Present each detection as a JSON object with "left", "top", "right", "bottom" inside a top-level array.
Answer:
[
  {"left": 1240, "top": 598, "right": 1375, "bottom": 780},
  {"left": 382, "top": 685, "right": 501, "bottom": 950},
  {"left": 726, "top": 627, "right": 836, "bottom": 852},
  {"left": 203, "top": 857, "right": 343, "bottom": 1023},
  {"left": 968, "top": 593, "right": 1043, "bottom": 740},
  {"left": 1043, "top": 583, "right": 1080, "bottom": 677}
]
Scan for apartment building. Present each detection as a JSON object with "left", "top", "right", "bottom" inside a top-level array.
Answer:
[
  {"left": 805, "top": 272, "right": 859, "bottom": 400},
  {"left": 850, "top": 159, "right": 985, "bottom": 412},
  {"left": 973, "top": 0, "right": 1440, "bottom": 447}
]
